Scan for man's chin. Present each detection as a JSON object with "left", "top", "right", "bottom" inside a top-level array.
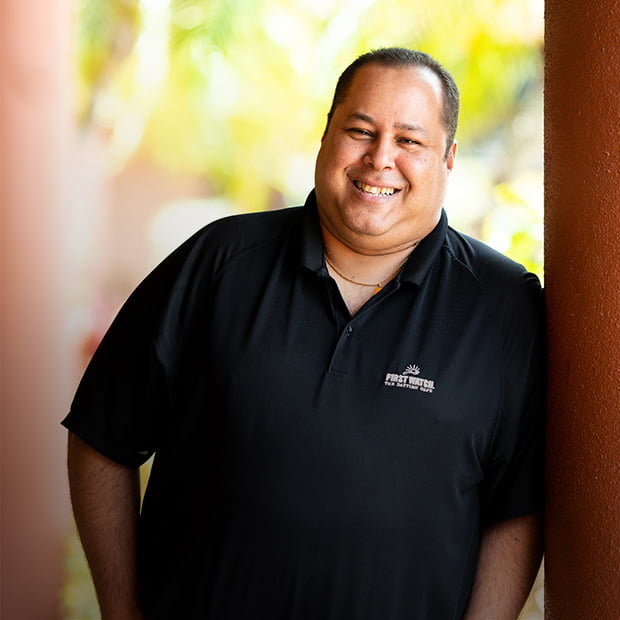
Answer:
[
  {"left": 341, "top": 215, "right": 393, "bottom": 239},
  {"left": 338, "top": 224, "right": 405, "bottom": 254}
]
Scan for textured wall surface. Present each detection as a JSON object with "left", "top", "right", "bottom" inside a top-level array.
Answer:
[{"left": 544, "top": 0, "right": 620, "bottom": 617}]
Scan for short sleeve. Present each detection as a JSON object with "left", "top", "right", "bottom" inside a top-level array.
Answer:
[
  {"left": 61, "top": 233, "right": 204, "bottom": 467},
  {"left": 478, "top": 273, "right": 546, "bottom": 524}
]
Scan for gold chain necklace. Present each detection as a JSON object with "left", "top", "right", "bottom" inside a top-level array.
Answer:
[{"left": 324, "top": 248, "right": 414, "bottom": 295}]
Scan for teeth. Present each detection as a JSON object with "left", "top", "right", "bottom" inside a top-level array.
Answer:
[{"left": 355, "top": 181, "right": 396, "bottom": 196}]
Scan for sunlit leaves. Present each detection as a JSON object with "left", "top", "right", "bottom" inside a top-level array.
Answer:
[{"left": 75, "top": 0, "right": 544, "bottom": 266}]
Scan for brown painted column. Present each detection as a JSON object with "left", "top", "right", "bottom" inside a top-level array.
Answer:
[
  {"left": 544, "top": 1, "right": 620, "bottom": 618},
  {"left": 0, "top": 0, "right": 72, "bottom": 617}
]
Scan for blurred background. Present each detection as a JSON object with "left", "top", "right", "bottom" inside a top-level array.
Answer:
[{"left": 1, "top": 0, "right": 544, "bottom": 617}]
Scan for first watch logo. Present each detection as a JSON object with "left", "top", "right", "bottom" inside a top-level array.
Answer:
[{"left": 384, "top": 364, "right": 436, "bottom": 393}]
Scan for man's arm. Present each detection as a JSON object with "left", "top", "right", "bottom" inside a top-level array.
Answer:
[
  {"left": 67, "top": 432, "right": 144, "bottom": 620},
  {"left": 463, "top": 513, "right": 543, "bottom": 620}
]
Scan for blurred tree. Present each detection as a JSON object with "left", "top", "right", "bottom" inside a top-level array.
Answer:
[{"left": 76, "top": 0, "right": 543, "bottom": 214}]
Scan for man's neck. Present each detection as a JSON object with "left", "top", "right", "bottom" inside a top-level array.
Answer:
[{"left": 320, "top": 225, "right": 417, "bottom": 316}]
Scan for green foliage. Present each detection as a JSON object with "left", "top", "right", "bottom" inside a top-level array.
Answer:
[
  {"left": 75, "top": 0, "right": 543, "bottom": 212},
  {"left": 76, "top": 0, "right": 141, "bottom": 123}
]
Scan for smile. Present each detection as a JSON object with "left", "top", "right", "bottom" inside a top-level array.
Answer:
[{"left": 354, "top": 180, "right": 398, "bottom": 196}]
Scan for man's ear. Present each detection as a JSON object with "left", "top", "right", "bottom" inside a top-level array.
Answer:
[
  {"left": 446, "top": 141, "right": 457, "bottom": 171},
  {"left": 321, "top": 114, "right": 332, "bottom": 143}
]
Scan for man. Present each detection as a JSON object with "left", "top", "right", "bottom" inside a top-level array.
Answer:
[{"left": 64, "top": 48, "right": 545, "bottom": 619}]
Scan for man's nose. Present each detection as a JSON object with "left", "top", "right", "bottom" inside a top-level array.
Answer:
[{"left": 363, "top": 137, "right": 396, "bottom": 170}]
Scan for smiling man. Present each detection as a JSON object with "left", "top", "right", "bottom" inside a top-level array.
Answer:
[
  {"left": 316, "top": 62, "right": 455, "bottom": 249},
  {"left": 315, "top": 55, "right": 458, "bottom": 314},
  {"left": 65, "top": 48, "right": 545, "bottom": 620}
]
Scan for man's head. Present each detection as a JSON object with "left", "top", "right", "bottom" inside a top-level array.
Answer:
[
  {"left": 325, "top": 48, "right": 459, "bottom": 160},
  {"left": 314, "top": 48, "right": 459, "bottom": 256}
]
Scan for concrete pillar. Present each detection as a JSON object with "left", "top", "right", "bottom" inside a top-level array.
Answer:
[
  {"left": 0, "top": 1, "right": 72, "bottom": 618},
  {"left": 544, "top": 0, "right": 620, "bottom": 618}
]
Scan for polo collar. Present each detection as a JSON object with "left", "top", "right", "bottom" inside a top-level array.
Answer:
[
  {"left": 299, "top": 191, "right": 328, "bottom": 274},
  {"left": 299, "top": 190, "right": 448, "bottom": 288},
  {"left": 400, "top": 209, "right": 448, "bottom": 287}
]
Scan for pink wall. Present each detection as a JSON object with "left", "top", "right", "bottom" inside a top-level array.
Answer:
[
  {"left": 544, "top": 0, "right": 620, "bottom": 617},
  {"left": 1, "top": 1, "right": 73, "bottom": 617}
]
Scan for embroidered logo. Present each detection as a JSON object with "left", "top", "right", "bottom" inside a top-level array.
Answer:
[{"left": 384, "top": 364, "right": 436, "bottom": 393}]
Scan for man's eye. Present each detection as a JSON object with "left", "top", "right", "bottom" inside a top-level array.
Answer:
[
  {"left": 400, "top": 138, "right": 420, "bottom": 146},
  {"left": 347, "top": 128, "right": 372, "bottom": 138}
]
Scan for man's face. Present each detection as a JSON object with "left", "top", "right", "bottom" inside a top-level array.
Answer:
[{"left": 314, "top": 63, "right": 457, "bottom": 255}]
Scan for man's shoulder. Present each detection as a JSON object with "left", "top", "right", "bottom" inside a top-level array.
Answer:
[
  {"left": 136, "top": 205, "right": 306, "bottom": 304},
  {"left": 196, "top": 205, "right": 305, "bottom": 247},
  {"left": 439, "top": 226, "right": 544, "bottom": 345},
  {"left": 443, "top": 225, "right": 540, "bottom": 290},
  {"left": 170, "top": 205, "right": 306, "bottom": 273},
  {"left": 440, "top": 226, "right": 543, "bottom": 322}
]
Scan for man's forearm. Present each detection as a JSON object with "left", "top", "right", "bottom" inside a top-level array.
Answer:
[
  {"left": 67, "top": 432, "right": 144, "bottom": 620},
  {"left": 463, "top": 514, "right": 543, "bottom": 620}
]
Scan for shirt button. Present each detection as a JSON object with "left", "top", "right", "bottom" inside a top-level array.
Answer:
[{"left": 345, "top": 326, "right": 353, "bottom": 335}]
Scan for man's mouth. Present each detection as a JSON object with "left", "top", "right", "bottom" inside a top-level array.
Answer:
[{"left": 354, "top": 180, "right": 398, "bottom": 196}]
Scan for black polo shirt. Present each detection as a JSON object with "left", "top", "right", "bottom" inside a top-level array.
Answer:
[{"left": 63, "top": 191, "right": 545, "bottom": 619}]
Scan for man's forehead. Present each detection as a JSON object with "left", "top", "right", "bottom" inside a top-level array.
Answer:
[
  {"left": 343, "top": 63, "right": 443, "bottom": 104},
  {"left": 337, "top": 67, "right": 444, "bottom": 120}
]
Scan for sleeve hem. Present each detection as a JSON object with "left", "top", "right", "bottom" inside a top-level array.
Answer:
[{"left": 61, "top": 413, "right": 151, "bottom": 468}]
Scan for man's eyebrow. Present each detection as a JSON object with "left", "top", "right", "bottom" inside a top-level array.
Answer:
[
  {"left": 346, "top": 113, "right": 427, "bottom": 134},
  {"left": 346, "top": 112, "right": 375, "bottom": 124},
  {"left": 394, "top": 121, "right": 427, "bottom": 134}
]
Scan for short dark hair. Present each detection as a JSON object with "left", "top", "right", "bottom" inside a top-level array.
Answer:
[{"left": 325, "top": 48, "right": 460, "bottom": 159}]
